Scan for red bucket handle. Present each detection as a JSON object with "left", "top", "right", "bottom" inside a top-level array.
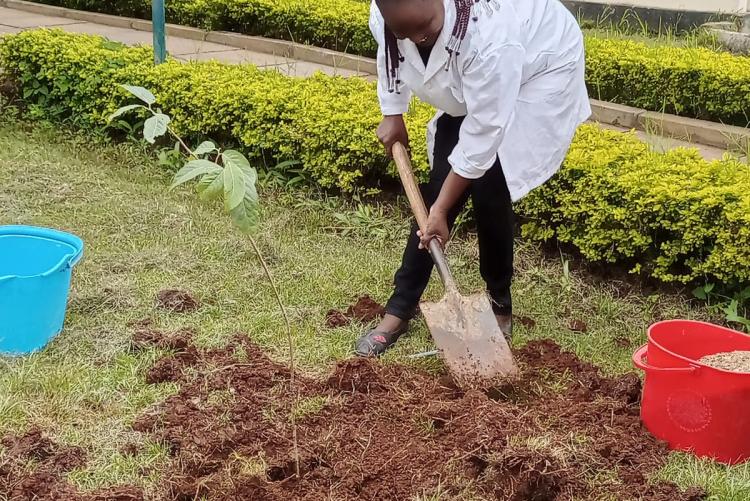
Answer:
[{"left": 632, "top": 344, "right": 699, "bottom": 374}]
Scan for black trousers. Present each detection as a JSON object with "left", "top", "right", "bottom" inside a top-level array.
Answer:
[{"left": 385, "top": 113, "right": 514, "bottom": 319}]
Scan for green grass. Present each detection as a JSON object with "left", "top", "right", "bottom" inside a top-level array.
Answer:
[
  {"left": 0, "top": 120, "right": 747, "bottom": 497},
  {"left": 582, "top": 26, "right": 723, "bottom": 51},
  {"left": 578, "top": 10, "right": 725, "bottom": 51}
]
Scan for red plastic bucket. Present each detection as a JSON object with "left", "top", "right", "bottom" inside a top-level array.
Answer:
[{"left": 633, "top": 320, "right": 750, "bottom": 464}]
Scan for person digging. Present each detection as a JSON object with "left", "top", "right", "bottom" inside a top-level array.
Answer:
[{"left": 355, "top": 0, "right": 592, "bottom": 356}]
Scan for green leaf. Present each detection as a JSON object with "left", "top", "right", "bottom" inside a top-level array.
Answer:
[
  {"left": 275, "top": 159, "right": 302, "bottom": 170},
  {"left": 171, "top": 159, "right": 222, "bottom": 189},
  {"left": 108, "top": 104, "right": 143, "bottom": 122},
  {"left": 121, "top": 85, "right": 156, "bottom": 105},
  {"left": 704, "top": 283, "right": 715, "bottom": 294},
  {"left": 197, "top": 171, "right": 224, "bottom": 201},
  {"left": 143, "top": 113, "right": 171, "bottom": 144},
  {"left": 223, "top": 163, "right": 246, "bottom": 211},
  {"left": 222, "top": 150, "right": 258, "bottom": 192},
  {"left": 193, "top": 141, "right": 217, "bottom": 156},
  {"left": 724, "top": 300, "right": 740, "bottom": 321},
  {"left": 230, "top": 185, "right": 260, "bottom": 234},
  {"left": 221, "top": 149, "right": 250, "bottom": 170},
  {"left": 692, "top": 286, "right": 707, "bottom": 300}
]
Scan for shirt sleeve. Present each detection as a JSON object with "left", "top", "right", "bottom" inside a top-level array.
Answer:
[
  {"left": 448, "top": 42, "right": 525, "bottom": 179},
  {"left": 369, "top": 1, "right": 411, "bottom": 116}
]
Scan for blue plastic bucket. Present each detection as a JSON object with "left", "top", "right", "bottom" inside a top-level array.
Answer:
[{"left": 0, "top": 225, "right": 84, "bottom": 355}]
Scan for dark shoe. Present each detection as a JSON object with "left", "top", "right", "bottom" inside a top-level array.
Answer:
[
  {"left": 495, "top": 314, "right": 513, "bottom": 341},
  {"left": 354, "top": 322, "right": 409, "bottom": 357}
]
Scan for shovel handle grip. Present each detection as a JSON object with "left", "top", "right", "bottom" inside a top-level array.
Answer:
[{"left": 392, "top": 142, "right": 458, "bottom": 294}]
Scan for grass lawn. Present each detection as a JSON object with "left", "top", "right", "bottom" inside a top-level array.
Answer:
[{"left": 1, "top": 120, "right": 749, "bottom": 498}]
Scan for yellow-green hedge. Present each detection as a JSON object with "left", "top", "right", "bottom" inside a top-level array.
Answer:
[
  {"left": 26, "top": 0, "right": 750, "bottom": 125},
  {"left": 2, "top": 29, "right": 749, "bottom": 286},
  {"left": 586, "top": 37, "right": 750, "bottom": 125}
]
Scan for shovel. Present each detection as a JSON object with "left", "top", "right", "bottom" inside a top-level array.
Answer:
[{"left": 392, "top": 142, "right": 519, "bottom": 383}]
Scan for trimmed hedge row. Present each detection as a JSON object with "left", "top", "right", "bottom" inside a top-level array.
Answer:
[
  {"left": 26, "top": 0, "right": 750, "bottom": 126},
  {"left": 1, "top": 29, "right": 749, "bottom": 287}
]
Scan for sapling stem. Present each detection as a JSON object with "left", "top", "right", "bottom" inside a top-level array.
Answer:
[
  {"left": 114, "top": 88, "right": 303, "bottom": 475},
  {"left": 166, "top": 124, "right": 195, "bottom": 159},
  {"left": 248, "top": 232, "right": 301, "bottom": 478}
]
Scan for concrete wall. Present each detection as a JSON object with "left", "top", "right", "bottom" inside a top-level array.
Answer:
[{"left": 570, "top": 0, "right": 747, "bottom": 14}]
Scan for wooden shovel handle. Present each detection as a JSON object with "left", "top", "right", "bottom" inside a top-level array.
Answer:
[{"left": 392, "top": 142, "right": 458, "bottom": 294}]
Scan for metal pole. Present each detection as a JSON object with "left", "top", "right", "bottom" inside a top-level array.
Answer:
[{"left": 152, "top": 0, "right": 167, "bottom": 64}]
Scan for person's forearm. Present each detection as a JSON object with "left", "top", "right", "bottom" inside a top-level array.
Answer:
[{"left": 433, "top": 170, "right": 471, "bottom": 215}]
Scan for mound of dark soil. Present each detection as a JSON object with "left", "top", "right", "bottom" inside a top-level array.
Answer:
[
  {"left": 3, "top": 331, "right": 705, "bottom": 500},
  {"left": 129, "top": 335, "right": 703, "bottom": 500}
]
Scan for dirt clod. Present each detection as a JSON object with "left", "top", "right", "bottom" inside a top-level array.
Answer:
[
  {"left": 156, "top": 289, "right": 200, "bottom": 313},
  {"left": 699, "top": 350, "right": 750, "bottom": 372},
  {"left": 325, "top": 295, "right": 385, "bottom": 328},
  {"left": 145, "top": 348, "right": 198, "bottom": 384},
  {"left": 324, "top": 309, "right": 349, "bottom": 328}
]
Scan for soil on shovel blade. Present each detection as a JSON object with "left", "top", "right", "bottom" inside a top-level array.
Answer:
[{"left": 122, "top": 329, "right": 705, "bottom": 500}]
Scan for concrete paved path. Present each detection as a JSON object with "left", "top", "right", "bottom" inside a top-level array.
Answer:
[{"left": 0, "top": 4, "right": 737, "bottom": 160}]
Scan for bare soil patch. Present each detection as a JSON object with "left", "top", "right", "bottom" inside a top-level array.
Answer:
[
  {"left": 126, "top": 333, "right": 703, "bottom": 500},
  {"left": 3, "top": 328, "right": 706, "bottom": 500}
]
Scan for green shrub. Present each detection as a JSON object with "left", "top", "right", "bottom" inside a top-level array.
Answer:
[
  {"left": 1, "top": 29, "right": 749, "bottom": 287},
  {"left": 518, "top": 126, "right": 750, "bottom": 285},
  {"left": 33, "top": 0, "right": 152, "bottom": 17},
  {"left": 0, "top": 29, "right": 426, "bottom": 190},
  {"left": 585, "top": 37, "right": 750, "bottom": 126},
  {"left": 25, "top": 0, "right": 750, "bottom": 125}
]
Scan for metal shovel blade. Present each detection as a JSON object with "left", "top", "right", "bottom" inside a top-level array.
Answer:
[
  {"left": 420, "top": 291, "right": 519, "bottom": 383},
  {"left": 390, "top": 141, "right": 519, "bottom": 383}
]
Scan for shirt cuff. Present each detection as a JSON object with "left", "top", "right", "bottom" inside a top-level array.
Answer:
[
  {"left": 448, "top": 148, "right": 496, "bottom": 180},
  {"left": 379, "top": 100, "right": 410, "bottom": 116}
]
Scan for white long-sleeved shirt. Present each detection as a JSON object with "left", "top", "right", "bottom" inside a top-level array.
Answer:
[{"left": 370, "top": 0, "right": 592, "bottom": 200}]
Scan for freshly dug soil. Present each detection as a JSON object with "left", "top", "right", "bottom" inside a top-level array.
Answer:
[
  {"left": 699, "top": 350, "right": 750, "bottom": 372},
  {"left": 325, "top": 295, "right": 386, "bottom": 328},
  {"left": 0, "top": 427, "right": 144, "bottom": 500},
  {"left": 126, "top": 333, "right": 703, "bottom": 500},
  {"left": 3, "top": 331, "right": 706, "bottom": 500},
  {"left": 156, "top": 289, "right": 200, "bottom": 313}
]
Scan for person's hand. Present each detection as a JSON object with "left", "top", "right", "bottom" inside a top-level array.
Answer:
[
  {"left": 377, "top": 115, "right": 409, "bottom": 157},
  {"left": 417, "top": 206, "right": 449, "bottom": 250}
]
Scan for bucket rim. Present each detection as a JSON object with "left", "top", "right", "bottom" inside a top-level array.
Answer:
[
  {"left": 0, "top": 225, "right": 84, "bottom": 281},
  {"left": 647, "top": 320, "right": 750, "bottom": 375}
]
